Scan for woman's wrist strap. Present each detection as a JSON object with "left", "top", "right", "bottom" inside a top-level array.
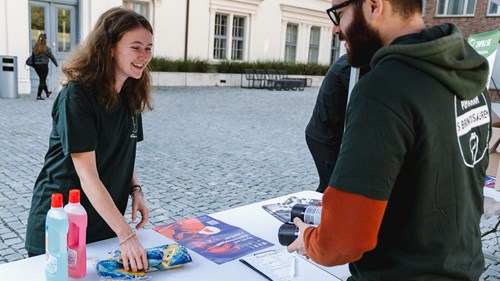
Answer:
[{"left": 130, "top": 184, "right": 142, "bottom": 198}]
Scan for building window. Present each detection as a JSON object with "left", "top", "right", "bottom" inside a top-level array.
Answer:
[
  {"left": 231, "top": 16, "right": 245, "bottom": 60},
  {"left": 285, "top": 23, "right": 298, "bottom": 63},
  {"left": 308, "top": 27, "right": 320, "bottom": 64},
  {"left": 123, "top": 1, "right": 150, "bottom": 20},
  {"left": 436, "top": 0, "right": 476, "bottom": 16},
  {"left": 212, "top": 13, "right": 247, "bottom": 60},
  {"left": 488, "top": 1, "right": 500, "bottom": 16},
  {"left": 330, "top": 34, "right": 341, "bottom": 64},
  {"left": 214, "top": 14, "right": 228, "bottom": 60}
]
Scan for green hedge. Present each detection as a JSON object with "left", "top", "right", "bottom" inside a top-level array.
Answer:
[
  {"left": 148, "top": 57, "right": 211, "bottom": 73},
  {"left": 149, "top": 57, "right": 329, "bottom": 76}
]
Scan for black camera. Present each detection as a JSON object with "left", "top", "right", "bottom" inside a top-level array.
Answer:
[{"left": 277, "top": 204, "right": 322, "bottom": 246}]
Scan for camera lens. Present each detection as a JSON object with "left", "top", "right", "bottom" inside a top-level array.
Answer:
[
  {"left": 278, "top": 223, "right": 299, "bottom": 246},
  {"left": 290, "top": 204, "right": 322, "bottom": 225}
]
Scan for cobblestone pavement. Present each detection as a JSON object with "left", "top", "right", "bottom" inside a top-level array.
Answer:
[{"left": 0, "top": 87, "right": 499, "bottom": 279}]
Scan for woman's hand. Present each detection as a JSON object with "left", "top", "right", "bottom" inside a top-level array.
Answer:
[
  {"left": 119, "top": 233, "right": 148, "bottom": 272},
  {"left": 131, "top": 191, "right": 149, "bottom": 230}
]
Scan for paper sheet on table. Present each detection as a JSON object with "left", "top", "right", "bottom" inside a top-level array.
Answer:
[{"left": 241, "top": 248, "right": 295, "bottom": 281}]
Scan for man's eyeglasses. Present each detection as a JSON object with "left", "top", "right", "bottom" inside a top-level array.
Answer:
[{"left": 326, "top": 0, "right": 357, "bottom": 26}]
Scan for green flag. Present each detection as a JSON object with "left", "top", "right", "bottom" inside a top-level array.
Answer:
[{"left": 468, "top": 29, "right": 500, "bottom": 87}]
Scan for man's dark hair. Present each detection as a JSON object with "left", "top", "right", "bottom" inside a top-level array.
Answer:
[
  {"left": 390, "top": 0, "right": 422, "bottom": 19},
  {"left": 354, "top": 0, "right": 422, "bottom": 20}
]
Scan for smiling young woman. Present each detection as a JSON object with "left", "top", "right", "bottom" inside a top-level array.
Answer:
[{"left": 25, "top": 7, "right": 154, "bottom": 273}]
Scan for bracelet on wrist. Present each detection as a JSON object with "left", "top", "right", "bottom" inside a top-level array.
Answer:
[
  {"left": 130, "top": 184, "right": 142, "bottom": 198},
  {"left": 119, "top": 230, "right": 136, "bottom": 246}
]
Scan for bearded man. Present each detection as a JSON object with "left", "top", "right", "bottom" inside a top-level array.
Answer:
[{"left": 288, "top": 0, "right": 491, "bottom": 280}]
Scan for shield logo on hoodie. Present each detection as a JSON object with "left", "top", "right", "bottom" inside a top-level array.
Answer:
[{"left": 455, "top": 92, "right": 490, "bottom": 167}]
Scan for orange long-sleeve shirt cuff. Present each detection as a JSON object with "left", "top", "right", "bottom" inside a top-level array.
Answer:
[{"left": 303, "top": 187, "right": 388, "bottom": 266}]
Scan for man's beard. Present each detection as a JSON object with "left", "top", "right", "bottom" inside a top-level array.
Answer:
[{"left": 343, "top": 4, "right": 383, "bottom": 67}]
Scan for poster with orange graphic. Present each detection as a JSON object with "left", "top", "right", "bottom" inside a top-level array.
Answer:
[{"left": 153, "top": 215, "right": 273, "bottom": 264}]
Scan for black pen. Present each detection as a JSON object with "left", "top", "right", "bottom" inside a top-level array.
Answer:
[{"left": 239, "top": 258, "right": 273, "bottom": 281}]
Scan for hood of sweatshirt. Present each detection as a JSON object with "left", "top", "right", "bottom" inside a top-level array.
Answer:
[{"left": 371, "top": 23, "right": 489, "bottom": 100}]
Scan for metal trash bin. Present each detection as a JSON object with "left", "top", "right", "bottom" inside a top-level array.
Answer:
[{"left": 0, "top": 56, "right": 19, "bottom": 99}]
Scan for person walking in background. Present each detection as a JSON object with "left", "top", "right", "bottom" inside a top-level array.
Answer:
[
  {"left": 25, "top": 7, "right": 154, "bottom": 273},
  {"left": 305, "top": 54, "right": 369, "bottom": 193},
  {"left": 32, "top": 33, "right": 58, "bottom": 100},
  {"left": 288, "top": 0, "right": 491, "bottom": 280}
]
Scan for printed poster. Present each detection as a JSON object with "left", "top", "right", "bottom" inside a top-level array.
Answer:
[
  {"left": 152, "top": 215, "right": 273, "bottom": 264},
  {"left": 485, "top": 175, "right": 496, "bottom": 188}
]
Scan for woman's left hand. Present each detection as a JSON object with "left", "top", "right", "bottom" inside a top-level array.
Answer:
[{"left": 131, "top": 191, "right": 149, "bottom": 229}]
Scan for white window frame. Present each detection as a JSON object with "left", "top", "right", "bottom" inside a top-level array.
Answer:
[
  {"left": 308, "top": 26, "right": 320, "bottom": 64},
  {"left": 211, "top": 12, "right": 249, "bottom": 61},
  {"left": 285, "top": 23, "right": 298, "bottom": 63},
  {"left": 435, "top": 0, "right": 476, "bottom": 17},
  {"left": 208, "top": 0, "right": 259, "bottom": 62},
  {"left": 487, "top": 1, "right": 500, "bottom": 16}
]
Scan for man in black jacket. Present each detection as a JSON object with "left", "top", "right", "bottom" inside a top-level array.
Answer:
[{"left": 305, "top": 54, "right": 369, "bottom": 193}]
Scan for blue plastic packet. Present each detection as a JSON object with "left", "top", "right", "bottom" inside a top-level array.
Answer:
[
  {"left": 96, "top": 260, "right": 151, "bottom": 280},
  {"left": 96, "top": 244, "right": 192, "bottom": 280}
]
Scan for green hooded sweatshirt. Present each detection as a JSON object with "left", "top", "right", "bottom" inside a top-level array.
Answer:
[{"left": 330, "top": 24, "right": 490, "bottom": 280}]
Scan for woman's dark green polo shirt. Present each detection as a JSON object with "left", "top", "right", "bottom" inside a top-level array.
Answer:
[{"left": 25, "top": 81, "right": 143, "bottom": 254}]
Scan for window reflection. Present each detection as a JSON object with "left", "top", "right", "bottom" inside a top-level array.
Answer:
[
  {"left": 30, "top": 6, "right": 45, "bottom": 47},
  {"left": 214, "top": 14, "right": 228, "bottom": 59},
  {"left": 285, "top": 24, "right": 298, "bottom": 63},
  {"left": 231, "top": 16, "right": 245, "bottom": 60},
  {"left": 123, "top": 1, "right": 150, "bottom": 20},
  {"left": 58, "top": 8, "right": 71, "bottom": 52},
  {"left": 308, "top": 27, "right": 320, "bottom": 64}
]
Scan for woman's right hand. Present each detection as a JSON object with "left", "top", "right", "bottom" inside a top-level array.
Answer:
[{"left": 119, "top": 234, "right": 148, "bottom": 272}]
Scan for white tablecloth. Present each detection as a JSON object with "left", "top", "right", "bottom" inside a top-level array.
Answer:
[{"left": 0, "top": 190, "right": 350, "bottom": 281}]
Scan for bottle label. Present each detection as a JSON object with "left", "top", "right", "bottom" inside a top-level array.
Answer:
[
  {"left": 304, "top": 206, "right": 322, "bottom": 225},
  {"left": 68, "top": 247, "right": 77, "bottom": 267},
  {"left": 46, "top": 253, "right": 57, "bottom": 274},
  {"left": 45, "top": 225, "right": 48, "bottom": 251}
]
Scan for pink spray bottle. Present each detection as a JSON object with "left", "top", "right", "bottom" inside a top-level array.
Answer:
[{"left": 64, "top": 189, "right": 87, "bottom": 278}]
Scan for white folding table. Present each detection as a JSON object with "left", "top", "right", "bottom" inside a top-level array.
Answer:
[{"left": 0, "top": 190, "right": 350, "bottom": 280}]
